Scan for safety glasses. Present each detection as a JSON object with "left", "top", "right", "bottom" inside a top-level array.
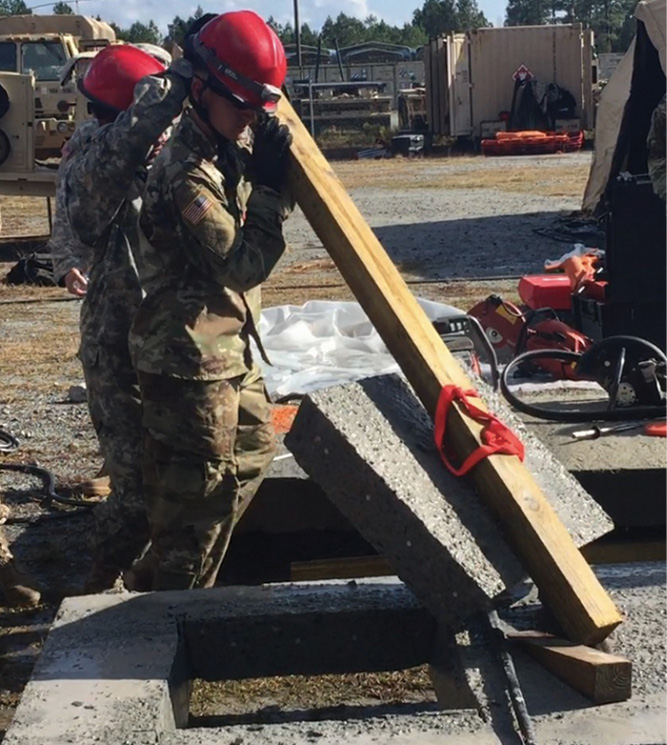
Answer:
[{"left": 207, "top": 78, "right": 257, "bottom": 112}]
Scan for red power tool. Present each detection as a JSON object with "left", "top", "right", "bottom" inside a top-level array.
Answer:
[{"left": 467, "top": 296, "right": 592, "bottom": 379}]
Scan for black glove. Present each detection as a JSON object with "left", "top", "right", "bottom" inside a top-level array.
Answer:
[{"left": 249, "top": 115, "right": 293, "bottom": 191}]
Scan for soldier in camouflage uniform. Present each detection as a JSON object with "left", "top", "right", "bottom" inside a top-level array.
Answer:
[
  {"left": 647, "top": 93, "right": 665, "bottom": 201},
  {"left": 129, "top": 11, "right": 292, "bottom": 590},
  {"left": 49, "top": 119, "right": 98, "bottom": 293},
  {"left": 63, "top": 45, "right": 191, "bottom": 590}
]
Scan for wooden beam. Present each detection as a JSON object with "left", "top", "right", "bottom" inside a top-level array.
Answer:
[
  {"left": 508, "top": 631, "right": 632, "bottom": 704},
  {"left": 277, "top": 96, "right": 623, "bottom": 645},
  {"left": 290, "top": 555, "right": 393, "bottom": 582},
  {"left": 581, "top": 538, "right": 666, "bottom": 565}
]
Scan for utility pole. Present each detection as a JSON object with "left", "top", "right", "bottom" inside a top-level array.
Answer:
[{"left": 294, "top": 0, "right": 302, "bottom": 70}]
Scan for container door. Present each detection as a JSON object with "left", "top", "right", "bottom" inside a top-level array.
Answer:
[{"left": 448, "top": 34, "right": 472, "bottom": 136}]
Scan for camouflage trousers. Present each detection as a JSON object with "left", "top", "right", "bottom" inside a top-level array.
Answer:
[
  {"left": 137, "top": 364, "right": 276, "bottom": 591},
  {"left": 80, "top": 338, "right": 149, "bottom": 573}
]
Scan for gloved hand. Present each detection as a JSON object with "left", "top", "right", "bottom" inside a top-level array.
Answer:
[{"left": 249, "top": 115, "right": 293, "bottom": 191}]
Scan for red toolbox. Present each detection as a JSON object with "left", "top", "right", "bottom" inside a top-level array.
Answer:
[{"left": 518, "top": 274, "right": 572, "bottom": 311}]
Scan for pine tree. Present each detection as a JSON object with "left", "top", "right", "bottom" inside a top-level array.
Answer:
[
  {"left": 0, "top": 0, "right": 30, "bottom": 15},
  {"left": 52, "top": 2, "right": 74, "bottom": 14},
  {"left": 504, "top": 0, "right": 551, "bottom": 25}
]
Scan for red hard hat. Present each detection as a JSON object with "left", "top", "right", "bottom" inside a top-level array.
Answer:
[
  {"left": 80, "top": 45, "right": 166, "bottom": 112},
  {"left": 192, "top": 11, "right": 286, "bottom": 111}
]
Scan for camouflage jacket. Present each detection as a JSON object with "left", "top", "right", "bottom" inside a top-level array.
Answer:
[
  {"left": 129, "top": 110, "right": 292, "bottom": 380},
  {"left": 48, "top": 120, "right": 98, "bottom": 284},
  {"left": 62, "top": 72, "right": 188, "bottom": 353},
  {"left": 647, "top": 94, "right": 666, "bottom": 201}
]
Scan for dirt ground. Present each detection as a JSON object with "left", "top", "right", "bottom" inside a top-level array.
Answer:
[{"left": 0, "top": 152, "right": 592, "bottom": 738}]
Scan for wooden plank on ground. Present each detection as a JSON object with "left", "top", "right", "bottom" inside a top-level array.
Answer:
[
  {"left": 508, "top": 631, "right": 632, "bottom": 704},
  {"left": 277, "top": 96, "right": 623, "bottom": 645},
  {"left": 291, "top": 555, "right": 393, "bottom": 582}
]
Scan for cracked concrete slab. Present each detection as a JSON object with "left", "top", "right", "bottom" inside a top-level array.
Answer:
[{"left": 284, "top": 374, "right": 613, "bottom": 627}]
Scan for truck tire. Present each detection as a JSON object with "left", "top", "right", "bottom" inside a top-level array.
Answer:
[
  {"left": 0, "top": 84, "right": 9, "bottom": 120},
  {"left": 0, "top": 129, "right": 11, "bottom": 166}
]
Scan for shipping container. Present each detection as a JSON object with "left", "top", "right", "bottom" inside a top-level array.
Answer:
[{"left": 425, "top": 24, "right": 596, "bottom": 139}]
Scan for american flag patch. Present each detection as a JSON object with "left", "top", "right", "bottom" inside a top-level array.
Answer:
[{"left": 182, "top": 193, "right": 212, "bottom": 225}]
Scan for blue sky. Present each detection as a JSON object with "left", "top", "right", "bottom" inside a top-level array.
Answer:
[{"left": 40, "top": 0, "right": 507, "bottom": 38}]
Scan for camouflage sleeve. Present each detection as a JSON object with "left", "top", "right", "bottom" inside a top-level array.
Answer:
[
  {"left": 48, "top": 122, "right": 97, "bottom": 282},
  {"left": 647, "top": 95, "right": 666, "bottom": 201},
  {"left": 48, "top": 204, "right": 90, "bottom": 283},
  {"left": 170, "top": 175, "right": 291, "bottom": 292},
  {"left": 65, "top": 72, "right": 188, "bottom": 246}
]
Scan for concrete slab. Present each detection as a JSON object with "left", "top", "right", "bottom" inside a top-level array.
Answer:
[
  {"left": 3, "top": 579, "right": 437, "bottom": 745},
  {"left": 284, "top": 375, "right": 613, "bottom": 628},
  {"left": 521, "top": 416, "right": 666, "bottom": 528},
  {"left": 4, "top": 565, "right": 665, "bottom": 745}
]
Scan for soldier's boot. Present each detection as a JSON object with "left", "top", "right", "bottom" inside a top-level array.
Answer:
[
  {"left": 123, "top": 551, "right": 158, "bottom": 593},
  {"left": 0, "top": 560, "right": 41, "bottom": 608},
  {"left": 80, "top": 476, "right": 111, "bottom": 499},
  {"left": 82, "top": 562, "right": 122, "bottom": 594},
  {"left": 73, "top": 460, "right": 111, "bottom": 500}
]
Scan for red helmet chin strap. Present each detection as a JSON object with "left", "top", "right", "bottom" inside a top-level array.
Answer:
[{"left": 191, "top": 35, "right": 282, "bottom": 108}]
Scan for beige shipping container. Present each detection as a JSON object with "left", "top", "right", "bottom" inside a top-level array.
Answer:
[
  {"left": 469, "top": 24, "right": 594, "bottom": 136},
  {"left": 425, "top": 24, "right": 596, "bottom": 138}
]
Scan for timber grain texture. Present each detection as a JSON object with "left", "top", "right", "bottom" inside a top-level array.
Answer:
[
  {"left": 509, "top": 631, "right": 632, "bottom": 703},
  {"left": 277, "top": 96, "right": 622, "bottom": 645}
]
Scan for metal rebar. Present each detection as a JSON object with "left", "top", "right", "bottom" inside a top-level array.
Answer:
[{"left": 487, "top": 610, "right": 538, "bottom": 745}]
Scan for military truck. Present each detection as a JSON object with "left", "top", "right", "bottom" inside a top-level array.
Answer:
[{"left": 0, "top": 15, "right": 115, "bottom": 157}]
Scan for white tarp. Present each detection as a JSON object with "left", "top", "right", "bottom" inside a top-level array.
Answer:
[
  {"left": 582, "top": 0, "right": 666, "bottom": 212},
  {"left": 257, "top": 299, "right": 462, "bottom": 398},
  {"left": 256, "top": 300, "right": 604, "bottom": 401}
]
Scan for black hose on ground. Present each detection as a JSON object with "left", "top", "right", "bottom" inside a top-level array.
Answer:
[
  {"left": 0, "top": 428, "right": 95, "bottom": 516},
  {"left": 500, "top": 348, "right": 667, "bottom": 423},
  {"left": 0, "top": 428, "right": 20, "bottom": 453}
]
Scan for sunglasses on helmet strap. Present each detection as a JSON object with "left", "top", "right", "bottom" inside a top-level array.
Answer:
[{"left": 206, "top": 78, "right": 256, "bottom": 111}]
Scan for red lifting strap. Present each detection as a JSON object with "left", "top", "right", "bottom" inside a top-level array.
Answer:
[{"left": 434, "top": 385, "right": 525, "bottom": 477}]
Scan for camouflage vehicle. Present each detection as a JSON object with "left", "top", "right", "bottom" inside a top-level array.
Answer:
[
  {"left": 0, "top": 71, "right": 57, "bottom": 203},
  {"left": 0, "top": 15, "right": 115, "bottom": 158}
]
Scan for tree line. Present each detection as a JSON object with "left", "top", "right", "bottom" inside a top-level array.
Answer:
[
  {"left": 0, "top": 0, "right": 636, "bottom": 54},
  {"left": 504, "top": 0, "right": 637, "bottom": 51}
]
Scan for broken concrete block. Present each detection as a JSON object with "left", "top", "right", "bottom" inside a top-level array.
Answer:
[{"left": 285, "top": 374, "right": 613, "bottom": 629}]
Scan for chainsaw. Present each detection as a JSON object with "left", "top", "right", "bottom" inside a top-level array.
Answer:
[{"left": 467, "top": 295, "right": 593, "bottom": 379}]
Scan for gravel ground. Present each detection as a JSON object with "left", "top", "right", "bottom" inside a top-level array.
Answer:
[{"left": 0, "top": 151, "right": 599, "bottom": 740}]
